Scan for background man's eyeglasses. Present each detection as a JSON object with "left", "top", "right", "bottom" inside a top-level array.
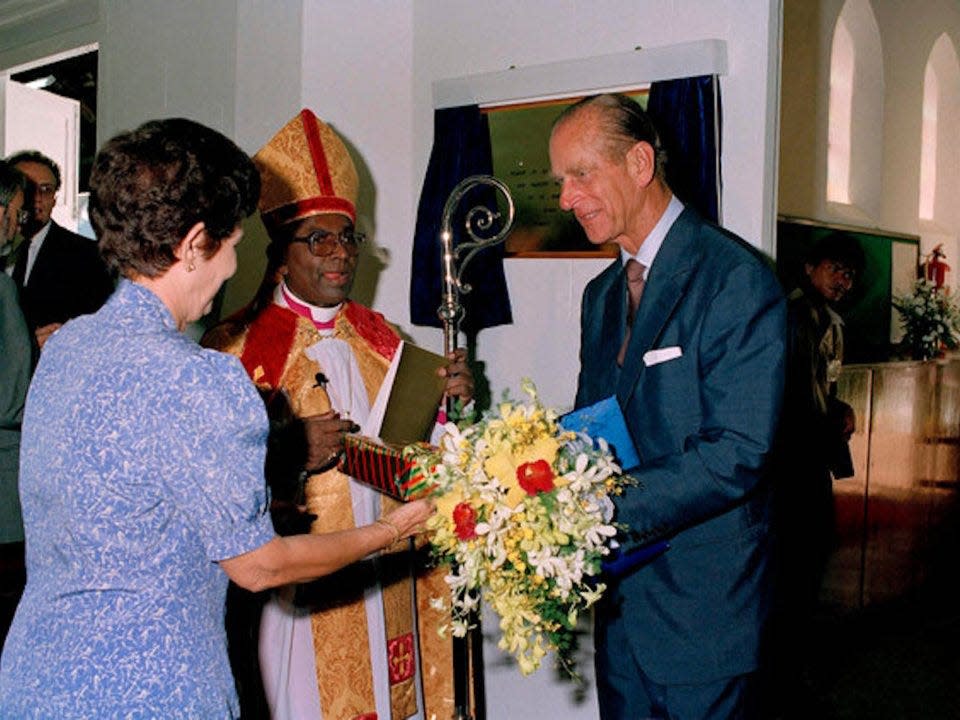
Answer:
[
  {"left": 827, "top": 262, "right": 856, "bottom": 283},
  {"left": 291, "top": 229, "right": 366, "bottom": 257}
]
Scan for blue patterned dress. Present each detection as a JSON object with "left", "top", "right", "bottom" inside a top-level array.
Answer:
[{"left": 0, "top": 281, "right": 275, "bottom": 719}]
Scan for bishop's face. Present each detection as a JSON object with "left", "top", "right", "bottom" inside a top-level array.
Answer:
[{"left": 280, "top": 213, "right": 359, "bottom": 307}]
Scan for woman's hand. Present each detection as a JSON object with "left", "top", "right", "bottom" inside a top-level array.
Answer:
[
  {"left": 302, "top": 410, "right": 359, "bottom": 472},
  {"left": 375, "top": 499, "right": 436, "bottom": 546},
  {"left": 437, "top": 348, "right": 474, "bottom": 405},
  {"left": 223, "top": 499, "right": 437, "bottom": 591}
]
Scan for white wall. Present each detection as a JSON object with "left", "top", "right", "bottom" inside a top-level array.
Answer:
[
  {"left": 300, "top": 1, "right": 780, "bottom": 716},
  {"left": 299, "top": 0, "right": 416, "bottom": 316}
]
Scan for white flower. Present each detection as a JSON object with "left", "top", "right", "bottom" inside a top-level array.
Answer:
[
  {"left": 586, "top": 523, "right": 618, "bottom": 547},
  {"left": 429, "top": 596, "right": 448, "bottom": 612}
]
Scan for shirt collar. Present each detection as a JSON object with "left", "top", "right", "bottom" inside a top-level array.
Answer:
[
  {"left": 620, "top": 194, "right": 684, "bottom": 278},
  {"left": 274, "top": 280, "right": 342, "bottom": 330}
]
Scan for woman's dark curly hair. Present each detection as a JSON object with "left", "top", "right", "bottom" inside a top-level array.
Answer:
[{"left": 89, "top": 118, "right": 260, "bottom": 278}]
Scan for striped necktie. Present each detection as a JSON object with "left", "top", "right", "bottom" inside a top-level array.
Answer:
[{"left": 617, "top": 258, "right": 646, "bottom": 366}]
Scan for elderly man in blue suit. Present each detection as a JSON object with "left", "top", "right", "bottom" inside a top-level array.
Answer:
[{"left": 550, "top": 94, "right": 785, "bottom": 719}]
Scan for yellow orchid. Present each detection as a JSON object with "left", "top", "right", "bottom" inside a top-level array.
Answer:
[{"left": 483, "top": 435, "right": 561, "bottom": 507}]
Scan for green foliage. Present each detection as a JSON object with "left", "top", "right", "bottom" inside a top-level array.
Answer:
[{"left": 892, "top": 279, "right": 960, "bottom": 360}]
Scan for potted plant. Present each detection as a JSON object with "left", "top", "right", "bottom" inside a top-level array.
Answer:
[{"left": 892, "top": 278, "right": 960, "bottom": 361}]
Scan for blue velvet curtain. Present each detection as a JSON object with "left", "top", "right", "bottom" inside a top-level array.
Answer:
[
  {"left": 646, "top": 75, "right": 722, "bottom": 223},
  {"left": 409, "top": 105, "right": 513, "bottom": 332}
]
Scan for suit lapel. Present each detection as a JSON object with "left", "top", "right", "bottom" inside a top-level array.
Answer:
[
  {"left": 577, "top": 260, "right": 625, "bottom": 407},
  {"left": 11, "top": 240, "right": 29, "bottom": 287},
  {"left": 616, "top": 209, "right": 702, "bottom": 403},
  {"left": 27, "top": 222, "right": 60, "bottom": 286},
  {"left": 597, "top": 263, "right": 628, "bottom": 373}
]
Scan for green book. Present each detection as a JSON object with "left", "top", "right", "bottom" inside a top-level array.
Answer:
[{"left": 367, "top": 341, "right": 448, "bottom": 445}]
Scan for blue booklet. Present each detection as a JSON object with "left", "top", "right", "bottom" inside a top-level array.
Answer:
[
  {"left": 562, "top": 397, "right": 669, "bottom": 576},
  {"left": 559, "top": 395, "right": 640, "bottom": 471}
]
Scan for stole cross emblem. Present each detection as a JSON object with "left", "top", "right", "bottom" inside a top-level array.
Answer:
[{"left": 387, "top": 632, "right": 415, "bottom": 684}]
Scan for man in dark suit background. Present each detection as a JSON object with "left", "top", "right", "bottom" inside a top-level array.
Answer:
[
  {"left": 549, "top": 94, "right": 785, "bottom": 718},
  {"left": 6, "top": 150, "right": 113, "bottom": 349}
]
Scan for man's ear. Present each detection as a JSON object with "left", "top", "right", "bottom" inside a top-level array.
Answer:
[{"left": 626, "top": 140, "right": 656, "bottom": 187}]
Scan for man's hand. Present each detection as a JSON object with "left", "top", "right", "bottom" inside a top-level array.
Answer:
[
  {"left": 302, "top": 410, "right": 359, "bottom": 473},
  {"left": 827, "top": 397, "right": 856, "bottom": 441},
  {"left": 437, "top": 348, "right": 474, "bottom": 405},
  {"left": 35, "top": 322, "right": 62, "bottom": 349},
  {"left": 840, "top": 401, "right": 855, "bottom": 441}
]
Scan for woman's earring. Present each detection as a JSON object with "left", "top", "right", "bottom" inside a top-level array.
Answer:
[{"left": 187, "top": 262, "right": 196, "bottom": 272}]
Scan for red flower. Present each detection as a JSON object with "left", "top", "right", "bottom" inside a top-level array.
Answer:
[
  {"left": 517, "top": 459, "right": 555, "bottom": 496},
  {"left": 453, "top": 502, "right": 478, "bottom": 540}
]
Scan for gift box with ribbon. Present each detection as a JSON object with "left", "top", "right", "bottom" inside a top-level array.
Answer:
[{"left": 340, "top": 435, "right": 438, "bottom": 501}]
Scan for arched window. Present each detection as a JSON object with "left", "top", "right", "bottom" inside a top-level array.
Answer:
[
  {"left": 919, "top": 34, "right": 960, "bottom": 229},
  {"left": 826, "top": 0, "right": 884, "bottom": 220},
  {"left": 827, "top": 17, "right": 853, "bottom": 203},
  {"left": 919, "top": 64, "right": 938, "bottom": 221}
]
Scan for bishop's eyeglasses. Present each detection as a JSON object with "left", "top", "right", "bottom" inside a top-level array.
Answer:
[{"left": 290, "top": 228, "right": 366, "bottom": 257}]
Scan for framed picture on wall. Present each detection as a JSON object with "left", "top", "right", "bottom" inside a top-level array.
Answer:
[{"left": 776, "top": 216, "right": 920, "bottom": 363}]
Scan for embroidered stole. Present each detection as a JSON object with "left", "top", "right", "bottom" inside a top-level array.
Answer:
[{"left": 212, "top": 302, "right": 453, "bottom": 720}]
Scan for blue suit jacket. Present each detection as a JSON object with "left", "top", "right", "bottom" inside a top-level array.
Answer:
[{"left": 576, "top": 207, "right": 785, "bottom": 684}]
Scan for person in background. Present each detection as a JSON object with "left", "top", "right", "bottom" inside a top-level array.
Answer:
[
  {"left": 203, "top": 109, "right": 470, "bottom": 720},
  {"left": 0, "top": 161, "right": 31, "bottom": 649},
  {"left": 6, "top": 149, "right": 114, "bottom": 349},
  {"left": 0, "top": 117, "right": 434, "bottom": 719},
  {"left": 550, "top": 93, "right": 785, "bottom": 719},
  {"left": 769, "top": 231, "right": 864, "bottom": 716}
]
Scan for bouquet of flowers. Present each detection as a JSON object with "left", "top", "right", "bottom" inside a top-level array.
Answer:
[
  {"left": 893, "top": 279, "right": 960, "bottom": 360},
  {"left": 407, "top": 380, "right": 628, "bottom": 676}
]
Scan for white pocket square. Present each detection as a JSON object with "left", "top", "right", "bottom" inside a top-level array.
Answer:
[{"left": 643, "top": 346, "right": 683, "bottom": 366}]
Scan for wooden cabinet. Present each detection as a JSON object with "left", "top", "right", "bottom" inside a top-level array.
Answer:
[{"left": 824, "top": 361, "right": 960, "bottom": 609}]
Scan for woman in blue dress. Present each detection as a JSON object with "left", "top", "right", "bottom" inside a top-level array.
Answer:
[{"left": 0, "top": 118, "right": 433, "bottom": 719}]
